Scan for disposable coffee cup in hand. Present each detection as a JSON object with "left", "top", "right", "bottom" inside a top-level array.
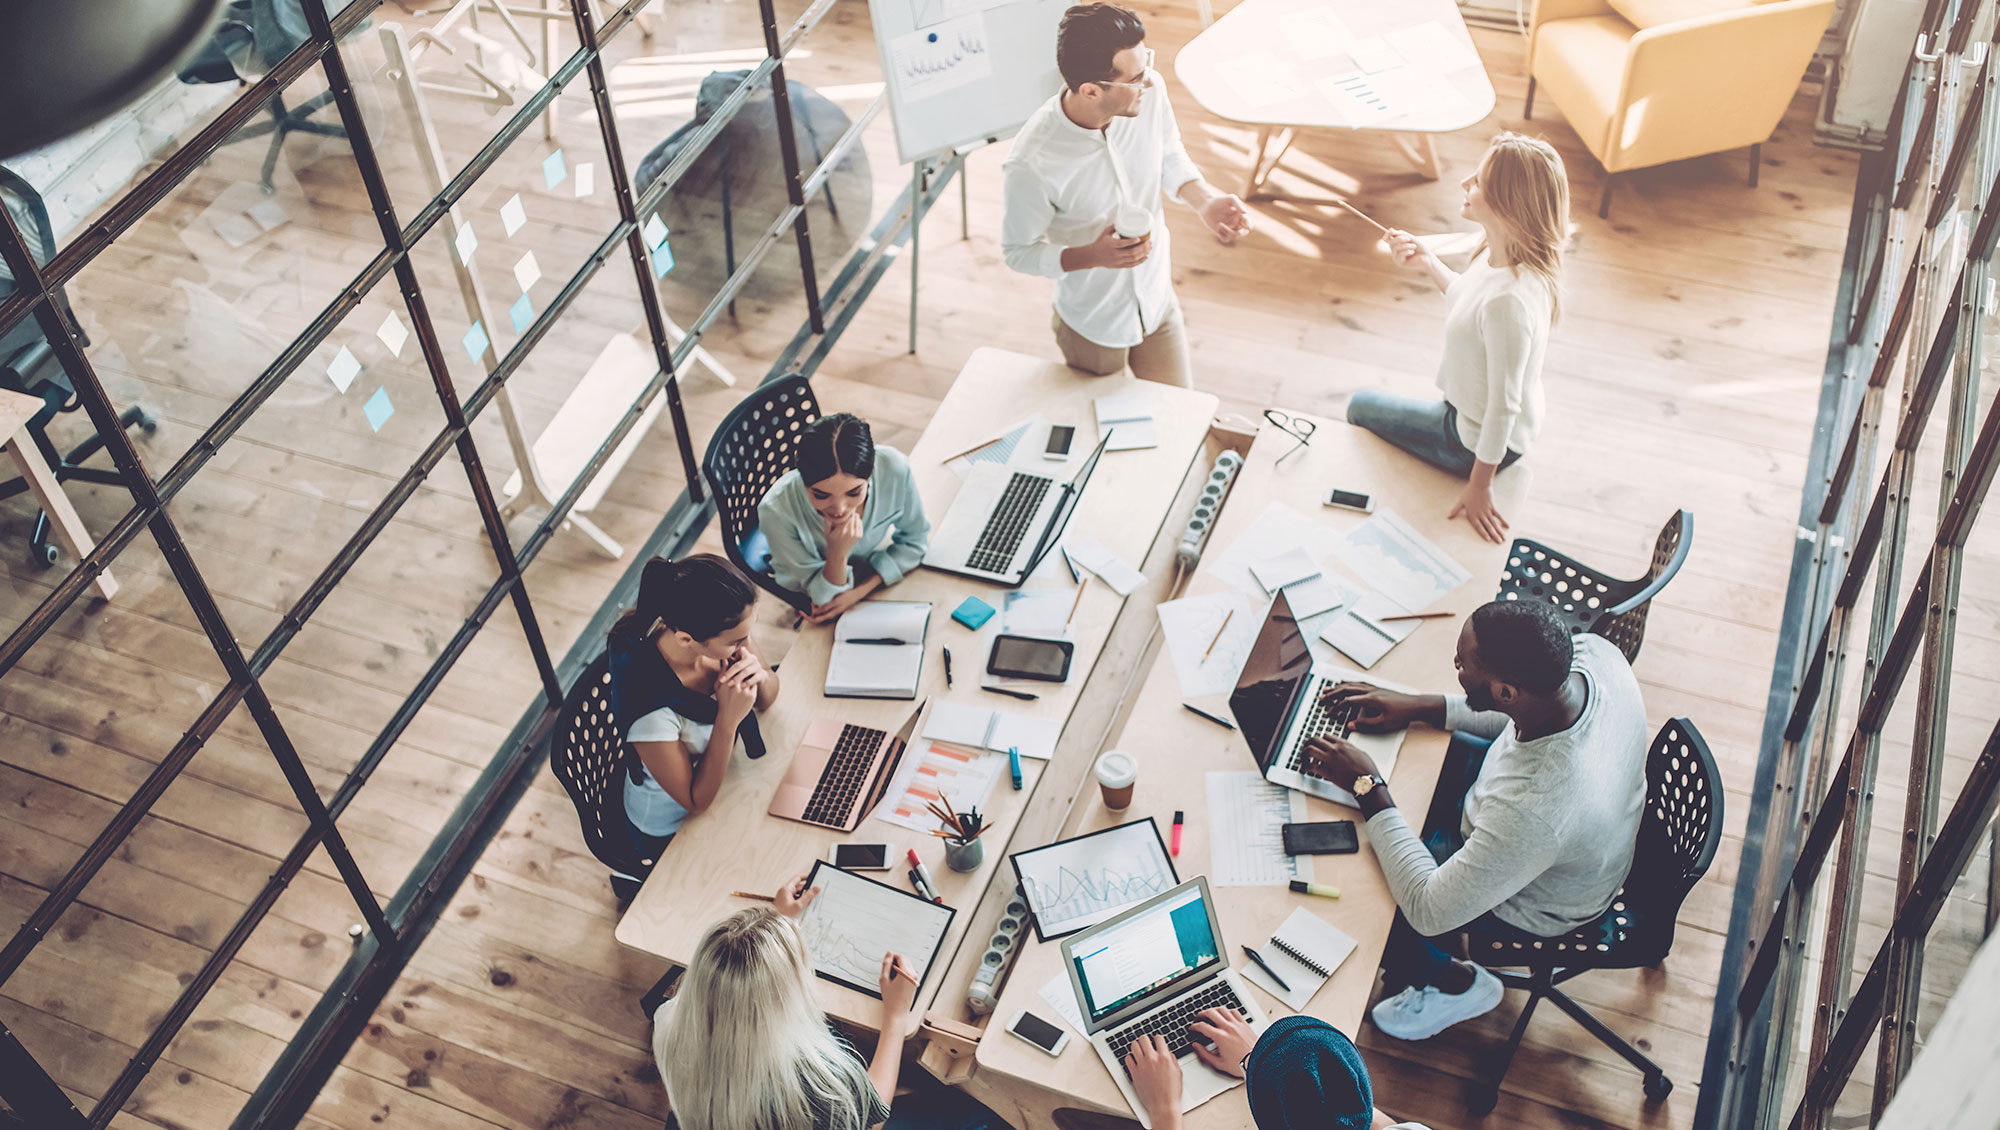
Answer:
[
  {"left": 1095, "top": 751, "right": 1137, "bottom": 810},
  {"left": 1114, "top": 205, "right": 1152, "bottom": 241}
]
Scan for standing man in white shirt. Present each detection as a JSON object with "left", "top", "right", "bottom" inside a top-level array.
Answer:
[{"left": 1001, "top": 4, "right": 1253, "bottom": 387}]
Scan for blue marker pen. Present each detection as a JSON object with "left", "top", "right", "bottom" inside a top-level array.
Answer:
[{"left": 1009, "top": 746, "right": 1023, "bottom": 791}]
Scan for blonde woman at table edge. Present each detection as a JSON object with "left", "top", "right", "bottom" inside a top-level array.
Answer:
[
  {"left": 1346, "top": 132, "right": 1568, "bottom": 544},
  {"left": 653, "top": 877, "right": 1005, "bottom": 1130}
]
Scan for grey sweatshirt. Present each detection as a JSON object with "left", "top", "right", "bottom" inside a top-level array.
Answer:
[{"left": 1365, "top": 634, "right": 1649, "bottom": 938}]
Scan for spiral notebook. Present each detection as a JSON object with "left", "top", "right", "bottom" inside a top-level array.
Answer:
[{"left": 1238, "top": 908, "right": 1358, "bottom": 1011}]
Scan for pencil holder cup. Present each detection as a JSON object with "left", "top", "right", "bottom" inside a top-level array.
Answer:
[{"left": 944, "top": 836, "right": 984, "bottom": 872}]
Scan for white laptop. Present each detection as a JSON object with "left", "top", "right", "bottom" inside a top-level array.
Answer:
[
  {"left": 1227, "top": 590, "right": 1406, "bottom": 808},
  {"left": 1060, "top": 877, "right": 1268, "bottom": 1128},
  {"left": 923, "top": 434, "right": 1109, "bottom": 586}
]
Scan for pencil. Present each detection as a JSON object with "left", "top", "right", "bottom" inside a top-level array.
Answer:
[
  {"left": 890, "top": 957, "right": 916, "bottom": 984},
  {"left": 1066, "top": 574, "right": 1089, "bottom": 626},
  {"left": 939, "top": 790, "right": 965, "bottom": 835},
  {"left": 1337, "top": 197, "right": 1388, "bottom": 234},
  {"left": 1204, "top": 609, "right": 1236, "bottom": 659},
  {"left": 1378, "top": 611, "right": 1456, "bottom": 622},
  {"left": 941, "top": 430, "right": 1010, "bottom": 464},
  {"left": 732, "top": 890, "right": 775, "bottom": 902}
]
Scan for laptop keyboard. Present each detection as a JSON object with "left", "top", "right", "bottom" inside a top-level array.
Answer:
[
  {"left": 1107, "top": 980, "right": 1251, "bottom": 1068},
  {"left": 801, "top": 724, "right": 887, "bottom": 826},
  {"left": 1280, "top": 690, "right": 1359, "bottom": 775},
  {"left": 965, "top": 473, "right": 1051, "bottom": 574}
]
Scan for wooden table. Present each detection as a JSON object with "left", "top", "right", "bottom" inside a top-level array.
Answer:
[
  {"left": 966, "top": 411, "right": 1528, "bottom": 1125},
  {"left": 1174, "top": 0, "right": 1494, "bottom": 198},
  {"left": 0, "top": 388, "right": 117, "bottom": 599},
  {"left": 615, "top": 348, "right": 1219, "bottom": 1030}
]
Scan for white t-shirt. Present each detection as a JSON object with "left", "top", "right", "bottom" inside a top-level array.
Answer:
[
  {"left": 622, "top": 706, "right": 746, "bottom": 837},
  {"left": 1433, "top": 257, "right": 1553, "bottom": 465}
]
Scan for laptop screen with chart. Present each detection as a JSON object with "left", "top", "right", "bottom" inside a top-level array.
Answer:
[
  {"left": 1010, "top": 817, "right": 1179, "bottom": 942},
  {"left": 795, "top": 861, "right": 956, "bottom": 1000}
]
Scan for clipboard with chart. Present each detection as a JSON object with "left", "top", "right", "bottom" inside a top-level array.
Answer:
[{"left": 796, "top": 862, "right": 957, "bottom": 1000}]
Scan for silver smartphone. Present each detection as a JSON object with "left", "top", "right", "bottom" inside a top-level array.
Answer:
[{"left": 1006, "top": 1009, "right": 1071, "bottom": 1056}]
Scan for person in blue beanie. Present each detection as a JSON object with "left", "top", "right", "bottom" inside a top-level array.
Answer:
[{"left": 1123, "top": 1012, "right": 1431, "bottom": 1130}]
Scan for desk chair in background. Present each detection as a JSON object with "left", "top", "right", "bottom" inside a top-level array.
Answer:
[
  {"left": 701, "top": 375, "right": 821, "bottom": 614},
  {"left": 178, "top": 0, "right": 348, "bottom": 194},
  {"left": 1496, "top": 509, "right": 1692, "bottom": 663},
  {"left": 1463, "top": 717, "right": 1723, "bottom": 1112},
  {"left": 0, "top": 168, "right": 156, "bottom": 568},
  {"left": 549, "top": 652, "right": 660, "bottom": 902}
]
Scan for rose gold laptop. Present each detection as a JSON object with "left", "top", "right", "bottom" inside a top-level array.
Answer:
[{"left": 767, "top": 704, "right": 923, "bottom": 832}]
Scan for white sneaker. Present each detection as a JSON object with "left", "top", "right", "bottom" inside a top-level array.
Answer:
[{"left": 1370, "top": 964, "right": 1504, "bottom": 1040}]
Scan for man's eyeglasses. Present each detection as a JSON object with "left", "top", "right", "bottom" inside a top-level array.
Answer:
[
  {"left": 1263, "top": 409, "right": 1316, "bottom": 465},
  {"left": 1094, "top": 47, "right": 1155, "bottom": 90}
]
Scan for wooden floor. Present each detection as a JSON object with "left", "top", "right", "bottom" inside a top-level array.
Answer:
[{"left": 1, "top": 0, "right": 1989, "bottom": 1127}]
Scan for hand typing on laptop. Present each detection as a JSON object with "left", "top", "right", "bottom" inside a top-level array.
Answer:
[
  {"left": 1320, "top": 681, "right": 1447, "bottom": 733},
  {"left": 1123, "top": 1008, "right": 1260, "bottom": 1130}
]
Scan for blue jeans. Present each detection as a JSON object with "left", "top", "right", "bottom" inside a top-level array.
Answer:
[
  {"left": 1378, "top": 733, "right": 1549, "bottom": 991},
  {"left": 1345, "top": 389, "right": 1523, "bottom": 478}
]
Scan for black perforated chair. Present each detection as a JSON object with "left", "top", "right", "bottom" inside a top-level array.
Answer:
[
  {"left": 1463, "top": 717, "right": 1723, "bottom": 1113},
  {"left": 1496, "top": 509, "right": 1692, "bottom": 663},
  {"left": 548, "top": 652, "right": 658, "bottom": 901},
  {"left": 701, "top": 375, "right": 821, "bottom": 612}
]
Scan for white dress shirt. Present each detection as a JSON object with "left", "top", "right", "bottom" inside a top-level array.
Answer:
[{"left": 1001, "top": 77, "right": 1204, "bottom": 348}]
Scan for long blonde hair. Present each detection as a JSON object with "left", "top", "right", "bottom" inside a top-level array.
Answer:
[
  {"left": 658, "top": 909, "right": 877, "bottom": 1130},
  {"left": 1477, "top": 132, "right": 1569, "bottom": 324}
]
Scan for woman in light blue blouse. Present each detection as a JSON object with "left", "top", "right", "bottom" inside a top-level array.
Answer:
[{"left": 759, "top": 413, "right": 931, "bottom": 625}]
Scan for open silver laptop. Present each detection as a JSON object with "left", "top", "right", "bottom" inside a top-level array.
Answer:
[
  {"left": 923, "top": 434, "right": 1109, "bottom": 586},
  {"left": 1228, "top": 590, "right": 1405, "bottom": 808},
  {"left": 1061, "top": 877, "right": 1267, "bottom": 1128}
]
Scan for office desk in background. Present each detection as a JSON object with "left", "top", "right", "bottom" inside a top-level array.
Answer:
[
  {"left": 967, "top": 411, "right": 1528, "bottom": 1125},
  {"left": 615, "top": 348, "right": 1219, "bottom": 1031},
  {"left": 1175, "top": 0, "right": 1495, "bottom": 198}
]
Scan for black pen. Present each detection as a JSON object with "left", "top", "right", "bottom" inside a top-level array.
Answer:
[
  {"left": 943, "top": 647, "right": 954, "bottom": 687},
  {"left": 1242, "top": 944, "right": 1292, "bottom": 993},
  {"left": 1184, "top": 703, "right": 1236, "bottom": 729},
  {"left": 983, "top": 686, "right": 1040, "bottom": 702},
  {"left": 847, "top": 637, "right": 908, "bottom": 645},
  {"left": 1062, "top": 546, "right": 1080, "bottom": 584}
]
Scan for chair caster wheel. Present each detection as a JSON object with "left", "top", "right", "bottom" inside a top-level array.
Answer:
[
  {"left": 137, "top": 410, "right": 159, "bottom": 434},
  {"left": 1644, "top": 1073, "right": 1673, "bottom": 1102},
  {"left": 1467, "top": 1086, "right": 1499, "bottom": 1115},
  {"left": 33, "top": 543, "right": 59, "bottom": 568}
]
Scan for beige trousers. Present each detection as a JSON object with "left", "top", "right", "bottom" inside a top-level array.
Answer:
[{"left": 1051, "top": 305, "right": 1194, "bottom": 388}]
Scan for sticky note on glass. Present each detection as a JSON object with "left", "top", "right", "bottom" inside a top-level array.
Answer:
[
  {"left": 642, "top": 213, "right": 669, "bottom": 250},
  {"left": 513, "top": 250, "right": 542, "bottom": 292},
  {"left": 376, "top": 312, "right": 408, "bottom": 357},
  {"left": 542, "top": 149, "right": 567, "bottom": 189},
  {"left": 650, "top": 236, "right": 674, "bottom": 279},
  {"left": 326, "top": 345, "right": 361, "bottom": 393},
  {"left": 500, "top": 193, "right": 526, "bottom": 237},
  {"left": 462, "top": 321, "right": 490, "bottom": 363},
  {"left": 509, "top": 292, "right": 534, "bottom": 334},
  {"left": 575, "top": 162, "right": 595, "bottom": 198},
  {"left": 453, "top": 221, "right": 478, "bottom": 263},
  {"left": 248, "top": 199, "right": 289, "bottom": 232},
  {"left": 363, "top": 387, "right": 394, "bottom": 432}
]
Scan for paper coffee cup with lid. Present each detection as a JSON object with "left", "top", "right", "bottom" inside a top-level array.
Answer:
[
  {"left": 1114, "top": 204, "right": 1152, "bottom": 240},
  {"left": 1095, "top": 750, "right": 1137, "bottom": 809}
]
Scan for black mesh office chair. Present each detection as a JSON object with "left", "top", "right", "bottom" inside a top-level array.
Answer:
[
  {"left": 1464, "top": 717, "right": 1723, "bottom": 1112},
  {"left": 0, "top": 168, "right": 155, "bottom": 567},
  {"left": 701, "top": 375, "right": 821, "bottom": 613},
  {"left": 1495, "top": 509, "right": 1692, "bottom": 663},
  {"left": 178, "top": 0, "right": 348, "bottom": 194},
  {"left": 548, "top": 652, "right": 658, "bottom": 902}
]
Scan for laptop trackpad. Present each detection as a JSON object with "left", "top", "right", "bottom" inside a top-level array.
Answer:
[{"left": 1178, "top": 1050, "right": 1244, "bottom": 1109}]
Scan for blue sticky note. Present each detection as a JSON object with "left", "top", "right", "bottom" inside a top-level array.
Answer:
[
  {"left": 363, "top": 387, "right": 394, "bottom": 432},
  {"left": 650, "top": 236, "right": 674, "bottom": 279},
  {"left": 543, "top": 149, "right": 567, "bottom": 189},
  {"left": 510, "top": 292, "right": 534, "bottom": 334},
  {"left": 951, "top": 596, "right": 995, "bottom": 629},
  {"left": 461, "top": 320, "right": 490, "bottom": 362}
]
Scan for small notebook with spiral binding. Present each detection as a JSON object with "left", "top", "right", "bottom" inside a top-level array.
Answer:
[{"left": 1238, "top": 908, "right": 1358, "bottom": 1011}]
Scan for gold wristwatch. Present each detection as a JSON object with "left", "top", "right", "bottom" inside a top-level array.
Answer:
[{"left": 1352, "top": 774, "right": 1380, "bottom": 798}]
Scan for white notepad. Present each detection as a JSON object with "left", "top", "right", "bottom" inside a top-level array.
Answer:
[
  {"left": 1318, "top": 591, "right": 1418, "bottom": 669},
  {"left": 1239, "top": 908, "right": 1358, "bottom": 1011},
  {"left": 921, "top": 700, "right": 1060, "bottom": 760},
  {"left": 825, "top": 601, "right": 931, "bottom": 698},
  {"left": 1094, "top": 390, "right": 1158, "bottom": 450}
]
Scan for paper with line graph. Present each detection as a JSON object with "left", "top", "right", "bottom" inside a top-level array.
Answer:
[
  {"left": 797, "top": 861, "right": 955, "bottom": 998},
  {"left": 888, "top": 13, "right": 992, "bottom": 104},
  {"left": 1012, "top": 818, "right": 1178, "bottom": 939}
]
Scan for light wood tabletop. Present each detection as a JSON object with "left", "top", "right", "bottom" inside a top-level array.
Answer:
[
  {"left": 967, "top": 410, "right": 1529, "bottom": 1122},
  {"left": 615, "top": 348, "right": 1219, "bottom": 1030}
]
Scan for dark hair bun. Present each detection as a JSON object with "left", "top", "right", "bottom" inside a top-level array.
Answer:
[{"left": 798, "top": 414, "right": 875, "bottom": 485}]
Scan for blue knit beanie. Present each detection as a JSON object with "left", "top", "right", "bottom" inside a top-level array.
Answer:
[{"left": 1243, "top": 1016, "right": 1373, "bottom": 1130}]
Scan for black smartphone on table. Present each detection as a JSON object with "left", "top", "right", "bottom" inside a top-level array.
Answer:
[{"left": 1281, "top": 820, "right": 1359, "bottom": 855}]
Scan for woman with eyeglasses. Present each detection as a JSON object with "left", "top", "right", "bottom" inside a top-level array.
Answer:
[{"left": 1345, "top": 132, "right": 1568, "bottom": 543}]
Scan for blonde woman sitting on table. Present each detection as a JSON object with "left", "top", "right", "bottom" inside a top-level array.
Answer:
[
  {"left": 1346, "top": 132, "right": 1568, "bottom": 544},
  {"left": 654, "top": 876, "right": 1003, "bottom": 1130},
  {"left": 608, "top": 555, "right": 778, "bottom": 860},
  {"left": 760, "top": 413, "right": 931, "bottom": 625}
]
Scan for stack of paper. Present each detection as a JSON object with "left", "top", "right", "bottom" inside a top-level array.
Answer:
[
  {"left": 1095, "top": 390, "right": 1158, "bottom": 451},
  {"left": 825, "top": 602, "right": 931, "bottom": 698},
  {"left": 922, "top": 700, "right": 1060, "bottom": 760},
  {"left": 1066, "top": 538, "right": 1145, "bottom": 595}
]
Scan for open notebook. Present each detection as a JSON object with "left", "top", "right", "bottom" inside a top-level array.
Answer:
[
  {"left": 825, "top": 601, "right": 931, "bottom": 699},
  {"left": 1239, "top": 907, "right": 1358, "bottom": 1011}
]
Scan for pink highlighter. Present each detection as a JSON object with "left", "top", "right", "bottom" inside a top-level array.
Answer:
[{"left": 1171, "top": 810, "right": 1184, "bottom": 856}]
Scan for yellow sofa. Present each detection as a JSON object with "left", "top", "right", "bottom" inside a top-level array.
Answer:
[{"left": 1525, "top": 0, "right": 1836, "bottom": 215}]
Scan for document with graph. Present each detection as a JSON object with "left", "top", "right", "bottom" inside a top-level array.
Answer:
[
  {"left": 1332, "top": 509, "right": 1470, "bottom": 613},
  {"left": 1010, "top": 818, "right": 1179, "bottom": 941},
  {"left": 796, "top": 861, "right": 956, "bottom": 1000}
]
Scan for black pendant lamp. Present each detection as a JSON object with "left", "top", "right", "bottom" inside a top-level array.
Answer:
[{"left": 0, "top": 0, "right": 227, "bottom": 160}]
